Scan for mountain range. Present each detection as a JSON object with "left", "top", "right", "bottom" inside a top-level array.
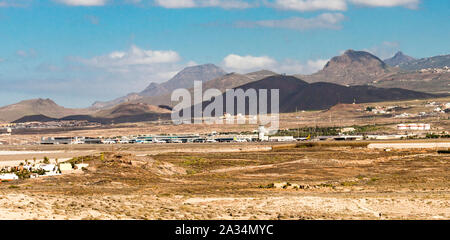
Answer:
[
  {"left": 91, "top": 64, "right": 226, "bottom": 109},
  {"left": 12, "top": 102, "right": 171, "bottom": 124},
  {"left": 298, "top": 50, "right": 450, "bottom": 94},
  {"left": 2, "top": 49, "right": 449, "bottom": 124},
  {"left": 191, "top": 75, "right": 436, "bottom": 115},
  {"left": 396, "top": 54, "right": 450, "bottom": 70},
  {"left": 132, "top": 70, "right": 278, "bottom": 107}
]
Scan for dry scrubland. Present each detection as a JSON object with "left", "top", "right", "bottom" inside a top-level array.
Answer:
[{"left": 0, "top": 142, "right": 449, "bottom": 220}]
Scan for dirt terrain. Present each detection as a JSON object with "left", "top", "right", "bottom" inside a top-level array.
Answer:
[{"left": 0, "top": 142, "right": 448, "bottom": 220}]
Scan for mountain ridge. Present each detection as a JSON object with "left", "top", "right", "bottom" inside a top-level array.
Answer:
[
  {"left": 92, "top": 64, "right": 226, "bottom": 109},
  {"left": 397, "top": 54, "right": 450, "bottom": 70},
  {"left": 189, "top": 75, "right": 437, "bottom": 115},
  {"left": 384, "top": 51, "right": 416, "bottom": 66}
]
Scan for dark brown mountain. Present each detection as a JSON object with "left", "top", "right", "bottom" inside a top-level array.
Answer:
[
  {"left": 12, "top": 115, "right": 58, "bottom": 123},
  {"left": 384, "top": 51, "right": 416, "bottom": 67},
  {"left": 191, "top": 75, "right": 436, "bottom": 115},
  {"left": 93, "top": 102, "right": 170, "bottom": 118},
  {"left": 300, "top": 50, "right": 394, "bottom": 86}
]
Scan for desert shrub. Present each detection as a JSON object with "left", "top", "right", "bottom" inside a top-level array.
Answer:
[
  {"left": 341, "top": 181, "right": 358, "bottom": 186},
  {"left": 258, "top": 183, "right": 275, "bottom": 189}
]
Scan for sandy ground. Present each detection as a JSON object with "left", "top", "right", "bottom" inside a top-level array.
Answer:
[
  {"left": 0, "top": 142, "right": 448, "bottom": 220},
  {"left": 0, "top": 193, "right": 448, "bottom": 220}
]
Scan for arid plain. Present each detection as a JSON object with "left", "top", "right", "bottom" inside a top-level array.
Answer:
[
  {"left": 0, "top": 141, "right": 449, "bottom": 220},
  {"left": 0, "top": 97, "right": 449, "bottom": 220}
]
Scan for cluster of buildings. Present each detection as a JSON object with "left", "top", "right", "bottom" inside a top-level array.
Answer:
[
  {"left": 0, "top": 121, "right": 100, "bottom": 131},
  {"left": 40, "top": 132, "right": 297, "bottom": 145},
  {"left": 418, "top": 66, "right": 450, "bottom": 73},
  {"left": 426, "top": 102, "right": 450, "bottom": 114},
  {"left": 38, "top": 126, "right": 297, "bottom": 145},
  {"left": 367, "top": 105, "right": 400, "bottom": 115},
  {"left": 367, "top": 101, "right": 450, "bottom": 119}
]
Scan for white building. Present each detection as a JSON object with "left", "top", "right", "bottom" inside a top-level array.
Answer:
[
  {"left": 269, "top": 136, "right": 295, "bottom": 142},
  {"left": 0, "top": 173, "right": 18, "bottom": 181},
  {"left": 258, "top": 126, "right": 268, "bottom": 141},
  {"left": 59, "top": 163, "right": 73, "bottom": 172},
  {"left": 340, "top": 127, "right": 356, "bottom": 133},
  {"left": 40, "top": 164, "right": 56, "bottom": 172}
]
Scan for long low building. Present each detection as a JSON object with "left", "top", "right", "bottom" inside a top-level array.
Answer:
[{"left": 397, "top": 124, "right": 431, "bottom": 131}]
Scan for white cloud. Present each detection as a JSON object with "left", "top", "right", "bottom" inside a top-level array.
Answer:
[
  {"left": 274, "top": 58, "right": 328, "bottom": 74},
  {"left": 54, "top": 0, "right": 107, "bottom": 6},
  {"left": 154, "top": 0, "right": 252, "bottom": 9},
  {"left": 222, "top": 53, "right": 327, "bottom": 74},
  {"left": 68, "top": 45, "right": 189, "bottom": 95},
  {"left": 349, "top": 0, "right": 420, "bottom": 9},
  {"left": 272, "top": 0, "right": 347, "bottom": 11},
  {"left": 0, "top": 58, "right": 4, "bottom": 63},
  {"left": 77, "top": 45, "right": 181, "bottom": 69},
  {"left": 223, "top": 54, "right": 277, "bottom": 72},
  {"left": 236, "top": 13, "right": 345, "bottom": 31},
  {"left": 154, "top": 0, "right": 196, "bottom": 8},
  {"left": 47, "top": 0, "right": 421, "bottom": 10}
]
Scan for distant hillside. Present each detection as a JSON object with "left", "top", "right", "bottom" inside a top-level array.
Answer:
[
  {"left": 300, "top": 50, "right": 394, "bottom": 86},
  {"left": 371, "top": 71, "right": 450, "bottom": 94},
  {"left": 134, "top": 70, "right": 278, "bottom": 107},
  {"left": 384, "top": 51, "right": 416, "bottom": 67},
  {"left": 14, "top": 102, "right": 171, "bottom": 124},
  {"left": 397, "top": 54, "right": 450, "bottom": 70},
  {"left": 0, "top": 98, "right": 93, "bottom": 123},
  {"left": 92, "top": 64, "right": 226, "bottom": 109},
  {"left": 91, "top": 93, "right": 142, "bottom": 111},
  {"left": 191, "top": 75, "right": 436, "bottom": 114},
  {"left": 141, "top": 63, "right": 226, "bottom": 96}
]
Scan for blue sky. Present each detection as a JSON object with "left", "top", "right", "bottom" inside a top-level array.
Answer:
[{"left": 0, "top": 0, "right": 449, "bottom": 107}]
